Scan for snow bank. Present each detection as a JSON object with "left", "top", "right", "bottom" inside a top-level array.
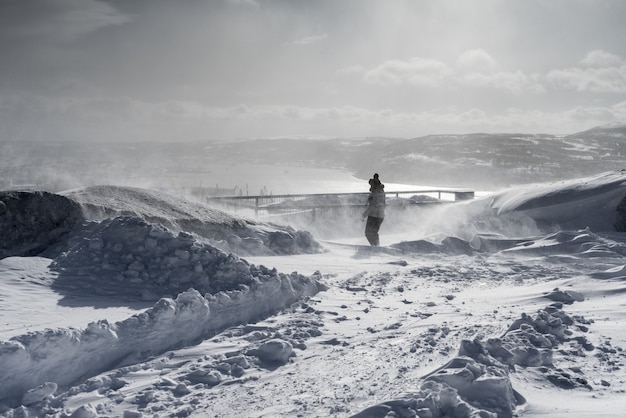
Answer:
[
  {"left": 390, "top": 225, "right": 626, "bottom": 258},
  {"left": 0, "top": 191, "right": 83, "bottom": 259},
  {"left": 0, "top": 193, "right": 324, "bottom": 407},
  {"left": 0, "top": 279, "right": 321, "bottom": 408},
  {"left": 1, "top": 186, "right": 321, "bottom": 260},
  {"left": 352, "top": 299, "right": 593, "bottom": 418},
  {"left": 385, "top": 171, "right": 626, "bottom": 255},
  {"left": 50, "top": 216, "right": 302, "bottom": 301},
  {"left": 487, "top": 170, "right": 626, "bottom": 232},
  {"left": 63, "top": 185, "right": 322, "bottom": 256}
]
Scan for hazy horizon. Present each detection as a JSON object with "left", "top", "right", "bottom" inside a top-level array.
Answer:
[{"left": 1, "top": 0, "right": 626, "bottom": 143}]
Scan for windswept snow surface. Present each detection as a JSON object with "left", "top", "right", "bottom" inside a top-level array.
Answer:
[
  {"left": 2, "top": 171, "right": 626, "bottom": 417},
  {"left": 62, "top": 185, "right": 322, "bottom": 256}
]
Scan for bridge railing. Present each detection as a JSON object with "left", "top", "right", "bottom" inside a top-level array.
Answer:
[{"left": 205, "top": 189, "right": 474, "bottom": 219}]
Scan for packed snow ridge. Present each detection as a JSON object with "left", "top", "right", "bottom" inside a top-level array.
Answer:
[
  {"left": 1, "top": 281, "right": 320, "bottom": 408},
  {"left": 50, "top": 216, "right": 317, "bottom": 301},
  {"left": 0, "top": 186, "right": 322, "bottom": 259}
]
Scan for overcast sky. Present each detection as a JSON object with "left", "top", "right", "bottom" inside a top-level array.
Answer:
[{"left": 1, "top": 0, "right": 625, "bottom": 142}]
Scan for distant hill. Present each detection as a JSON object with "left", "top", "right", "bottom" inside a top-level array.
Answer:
[
  {"left": 208, "top": 124, "right": 626, "bottom": 189},
  {"left": 1, "top": 123, "right": 625, "bottom": 191},
  {"left": 360, "top": 124, "right": 626, "bottom": 188}
]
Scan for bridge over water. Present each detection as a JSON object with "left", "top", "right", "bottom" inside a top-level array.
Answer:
[{"left": 206, "top": 189, "right": 475, "bottom": 220}]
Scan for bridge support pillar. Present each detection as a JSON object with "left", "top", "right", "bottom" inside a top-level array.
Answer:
[{"left": 454, "top": 191, "right": 475, "bottom": 201}]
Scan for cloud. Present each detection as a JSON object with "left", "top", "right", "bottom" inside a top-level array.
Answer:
[
  {"left": 363, "top": 57, "right": 452, "bottom": 88},
  {"left": 285, "top": 34, "right": 328, "bottom": 46},
  {"left": 566, "top": 105, "right": 616, "bottom": 121},
  {"left": 357, "top": 49, "right": 626, "bottom": 96},
  {"left": 613, "top": 100, "right": 626, "bottom": 115},
  {"left": 3, "top": 92, "right": 624, "bottom": 141},
  {"left": 357, "top": 51, "right": 544, "bottom": 95},
  {"left": 226, "top": 0, "right": 260, "bottom": 6},
  {"left": 0, "top": 0, "right": 130, "bottom": 43},
  {"left": 457, "top": 70, "right": 546, "bottom": 95},
  {"left": 453, "top": 49, "right": 545, "bottom": 95},
  {"left": 336, "top": 65, "right": 367, "bottom": 77},
  {"left": 547, "top": 66, "right": 626, "bottom": 93},
  {"left": 456, "top": 49, "right": 497, "bottom": 73},
  {"left": 141, "top": 101, "right": 626, "bottom": 137},
  {"left": 546, "top": 50, "right": 626, "bottom": 93},
  {"left": 581, "top": 50, "right": 623, "bottom": 67}
]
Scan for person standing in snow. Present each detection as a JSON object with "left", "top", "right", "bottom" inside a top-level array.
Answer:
[{"left": 362, "top": 173, "right": 386, "bottom": 246}]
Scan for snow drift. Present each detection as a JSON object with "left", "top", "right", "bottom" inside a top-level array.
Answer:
[
  {"left": 0, "top": 186, "right": 325, "bottom": 409},
  {"left": 352, "top": 299, "right": 593, "bottom": 418},
  {"left": 1, "top": 186, "right": 322, "bottom": 260},
  {"left": 63, "top": 185, "right": 322, "bottom": 256},
  {"left": 387, "top": 170, "right": 626, "bottom": 255},
  {"left": 49, "top": 215, "right": 313, "bottom": 302},
  {"left": 0, "top": 191, "right": 83, "bottom": 259},
  {"left": 0, "top": 275, "right": 321, "bottom": 408},
  {"left": 487, "top": 170, "right": 626, "bottom": 232}
]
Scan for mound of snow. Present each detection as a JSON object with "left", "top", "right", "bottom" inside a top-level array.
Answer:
[
  {"left": 63, "top": 185, "right": 240, "bottom": 227},
  {"left": 0, "top": 191, "right": 83, "bottom": 259},
  {"left": 486, "top": 170, "right": 626, "bottom": 232},
  {"left": 64, "top": 185, "right": 321, "bottom": 256},
  {"left": 0, "top": 208, "right": 326, "bottom": 406},
  {"left": 248, "top": 338, "right": 295, "bottom": 366},
  {"left": 384, "top": 171, "right": 626, "bottom": 254},
  {"left": 0, "top": 281, "right": 322, "bottom": 407},
  {"left": 50, "top": 216, "right": 315, "bottom": 302},
  {"left": 353, "top": 302, "right": 594, "bottom": 418},
  {"left": 391, "top": 236, "right": 475, "bottom": 255}
]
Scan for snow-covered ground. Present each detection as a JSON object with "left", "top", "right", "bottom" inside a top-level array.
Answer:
[{"left": 2, "top": 171, "right": 626, "bottom": 417}]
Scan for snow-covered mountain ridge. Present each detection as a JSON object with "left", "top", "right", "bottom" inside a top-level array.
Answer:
[{"left": 2, "top": 123, "right": 625, "bottom": 193}]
